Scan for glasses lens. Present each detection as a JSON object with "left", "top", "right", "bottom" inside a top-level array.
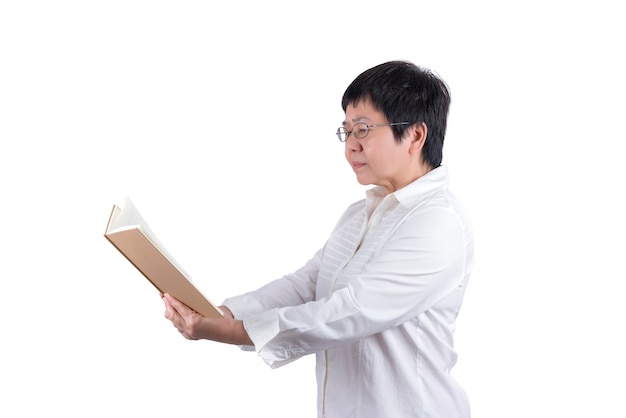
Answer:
[
  {"left": 336, "top": 127, "right": 348, "bottom": 142},
  {"left": 352, "top": 123, "right": 369, "bottom": 139}
]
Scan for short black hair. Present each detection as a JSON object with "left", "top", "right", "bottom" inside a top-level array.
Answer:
[{"left": 341, "top": 61, "right": 451, "bottom": 168}]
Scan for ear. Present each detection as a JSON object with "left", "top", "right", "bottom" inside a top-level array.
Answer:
[{"left": 408, "top": 122, "right": 428, "bottom": 155}]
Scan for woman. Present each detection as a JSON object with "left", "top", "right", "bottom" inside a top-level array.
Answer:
[{"left": 162, "top": 60, "right": 474, "bottom": 418}]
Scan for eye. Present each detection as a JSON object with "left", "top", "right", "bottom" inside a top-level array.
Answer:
[{"left": 353, "top": 123, "right": 369, "bottom": 139}]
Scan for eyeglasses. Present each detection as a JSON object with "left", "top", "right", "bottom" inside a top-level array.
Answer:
[{"left": 336, "top": 122, "right": 411, "bottom": 142}]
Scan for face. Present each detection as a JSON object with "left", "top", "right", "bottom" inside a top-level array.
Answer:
[{"left": 343, "top": 99, "right": 415, "bottom": 194}]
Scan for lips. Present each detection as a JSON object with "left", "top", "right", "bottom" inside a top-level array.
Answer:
[{"left": 351, "top": 162, "right": 366, "bottom": 170}]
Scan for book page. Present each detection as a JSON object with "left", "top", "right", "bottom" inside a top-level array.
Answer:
[{"left": 108, "top": 197, "right": 153, "bottom": 234}]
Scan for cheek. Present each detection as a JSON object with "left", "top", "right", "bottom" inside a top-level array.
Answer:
[
  {"left": 364, "top": 142, "right": 388, "bottom": 163},
  {"left": 368, "top": 143, "right": 406, "bottom": 171}
]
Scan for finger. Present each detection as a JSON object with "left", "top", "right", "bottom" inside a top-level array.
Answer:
[
  {"left": 163, "top": 298, "right": 183, "bottom": 327},
  {"left": 164, "top": 293, "right": 192, "bottom": 316},
  {"left": 162, "top": 294, "right": 181, "bottom": 316},
  {"left": 162, "top": 296, "right": 176, "bottom": 319}
]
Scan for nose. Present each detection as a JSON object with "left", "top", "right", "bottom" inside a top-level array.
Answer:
[{"left": 344, "top": 133, "right": 362, "bottom": 152}]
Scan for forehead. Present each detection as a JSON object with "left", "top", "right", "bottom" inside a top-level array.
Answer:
[{"left": 344, "top": 98, "right": 385, "bottom": 125}]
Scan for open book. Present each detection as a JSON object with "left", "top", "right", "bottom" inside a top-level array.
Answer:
[{"left": 104, "top": 197, "right": 224, "bottom": 318}]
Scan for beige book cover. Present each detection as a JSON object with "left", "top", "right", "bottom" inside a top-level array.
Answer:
[{"left": 104, "top": 197, "right": 224, "bottom": 319}]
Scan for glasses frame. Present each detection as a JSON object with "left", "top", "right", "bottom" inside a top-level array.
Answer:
[{"left": 336, "top": 122, "right": 411, "bottom": 142}]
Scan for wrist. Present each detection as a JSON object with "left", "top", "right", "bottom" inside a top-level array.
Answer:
[{"left": 232, "top": 319, "right": 253, "bottom": 346}]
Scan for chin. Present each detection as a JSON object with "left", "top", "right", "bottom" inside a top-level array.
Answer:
[{"left": 355, "top": 176, "right": 373, "bottom": 187}]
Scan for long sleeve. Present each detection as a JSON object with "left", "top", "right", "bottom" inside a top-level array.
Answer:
[{"left": 222, "top": 248, "right": 322, "bottom": 320}]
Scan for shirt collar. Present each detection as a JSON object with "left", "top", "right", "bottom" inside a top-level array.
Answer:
[{"left": 365, "top": 165, "right": 449, "bottom": 209}]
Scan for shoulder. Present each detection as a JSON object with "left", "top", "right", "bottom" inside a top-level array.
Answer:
[{"left": 402, "top": 188, "right": 473, "bottom": 244}]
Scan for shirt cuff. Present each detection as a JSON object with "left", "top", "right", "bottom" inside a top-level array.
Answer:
[
  {"left": 221, "top": 294, "right": 266, "bottom": 320},
  {"left": 243, "top": 309, "right": 301, "bottom": 369}
]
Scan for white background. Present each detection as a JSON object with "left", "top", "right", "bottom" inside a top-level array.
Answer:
[{"left": 1, "top": 1, "right": 624, "bottom": 417}]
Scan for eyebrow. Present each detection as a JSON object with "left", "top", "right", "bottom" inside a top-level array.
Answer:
[{"left": 342, "top": 117, "right": 369, "bottom": 127}]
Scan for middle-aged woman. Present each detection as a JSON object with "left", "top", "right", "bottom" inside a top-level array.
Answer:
[{"left": 162, "top": 60, "right": 475, "bottom": 418}]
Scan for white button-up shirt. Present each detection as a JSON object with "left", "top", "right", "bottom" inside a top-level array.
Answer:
[{"left": 223, "top": 166, "right": 474, "bottom": 418}]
